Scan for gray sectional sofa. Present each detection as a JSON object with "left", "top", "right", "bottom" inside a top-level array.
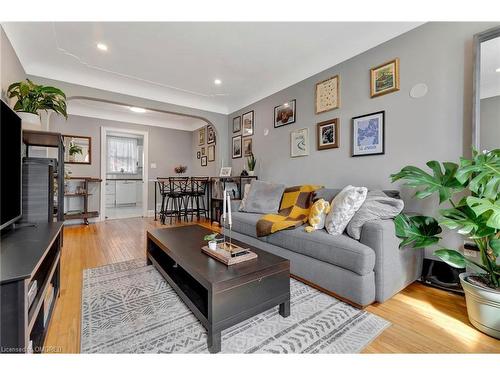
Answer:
[{"left": 224, "top": 188, "right": 423, "bottom": 306}]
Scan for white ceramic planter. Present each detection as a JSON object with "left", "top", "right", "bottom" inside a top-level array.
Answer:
[
  {"left": 248, "top": 170, "right": 255, "bottom": 176},
  {"left": 17, "top": 112, "right": 41, "bottom": 130},
  {"left": 459, "top": 272, "right": 500, "bottom": 339}
]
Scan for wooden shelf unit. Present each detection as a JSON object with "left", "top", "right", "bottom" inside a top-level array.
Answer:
[{"left": 64, "top": 177, "right": 102, "bottom": 225}]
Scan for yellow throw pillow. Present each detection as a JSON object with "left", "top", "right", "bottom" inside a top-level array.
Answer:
[{"left": 307, "top": 199, "right": 331, "bottom": 231}]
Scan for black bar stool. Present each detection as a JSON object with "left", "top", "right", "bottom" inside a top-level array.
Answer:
[
  {"left": 159, "top": 177, "right": 189, "bottom": 224},
  {"left": 186, "top": 177, "right": 209, "bottom": 221}
]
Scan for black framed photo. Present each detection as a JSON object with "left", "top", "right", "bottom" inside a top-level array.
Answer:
[
  {"left": 243, "top": 137, "right": 253, "bottom": 156},
  {"left": 232, "top": 135, "right": 242, "bottom": 158},
  {"left": 233, "top": 116, "right": 241, "bottom": 133},
  {"left": 201, "top": 156, "right": 207, "bottom": 167},
  {"left": 274, "top": 99, "right": 296, "bottom": 128},
  {"left": 207, "top": 124, "right": 216, "bottom": 144},
  {"left": 242, "top": 111, "right": 254, "bottom": 136},
  {"left": 197, "top": 151, "right": 201, "bottom": 159},
  {"left": 352, "top": 111, "right": 385, "bottom": 157},
  {"left": 208, "top": 145, "right": 215, "bottom": 162}
]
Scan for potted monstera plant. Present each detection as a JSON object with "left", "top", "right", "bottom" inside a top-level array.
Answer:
[
  {"left": 7, "top": 79, "right": 67, "bottom": 129},
  {"left": 391, "top": 149, "right": 500, "bottom": 339}
]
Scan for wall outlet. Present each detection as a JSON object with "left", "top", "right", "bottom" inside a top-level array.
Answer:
[
  {"left": 463, "top": 248, "right": 479, "bottom": 258},
  {"left": 150, "top": 163, "right": 157, "bottom": 169}
]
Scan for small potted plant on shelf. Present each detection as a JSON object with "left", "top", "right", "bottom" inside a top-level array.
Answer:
[
  {"left": 174, "top": 165, "right": 188, "bottom": 175},
  {"left": 247, "top": 153, "right": 256, "bottom": 176},
  {"left": 204, "top": 233, "right": 219, "bottom": 251},
  {"left": 68, "top": 141, "right": 83, "bottom": 162},
  {"left": 7, "top": 78, "right": 67, "bottom": 130},
  {"left": 391, "top": 149, "right": 500, "bottom": 338}
]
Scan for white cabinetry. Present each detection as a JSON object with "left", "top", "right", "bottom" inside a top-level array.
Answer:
[{"left": 116, "top": 180, "right": 137, "bottom": 205}]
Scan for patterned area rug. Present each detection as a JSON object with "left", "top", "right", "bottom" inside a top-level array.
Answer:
[{"left": 81, "top": 259, "right": 390, "bottom": 353}]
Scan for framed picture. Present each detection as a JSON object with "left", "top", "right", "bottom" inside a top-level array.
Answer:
[
  {"left": 201, "top": 156, "right": 207, "bottom": 167},
  {"left": 232, "top": 135, "right": 242, "bottom": 158},
  {"left": 315, "top": 75, "right": 340, "bottom": 114},
  {"left": 290, "top": 128, "right": 309, "bottom": 158},
  {"left": 370, "top": 58, "right": 400, "bottom": 98},
  {"left": 317, "top": 118, "right": 339, "bottom": 150},
  {"left": 197, "top": 151, "right": 201, "bottom": 159},
  {"left": 220, "top": 167, "right": 232, "bottom": 177},
  {"left": 201, "top": 147, "right": 205, "bottom": 156},
  {"left": 352, "top": 111, "right": 385, "bottom": 157},
  {"left": 198, "top": 128, "right": 205, "bottom": 145},
  {"left": 242, "top": 110, "right": 254, "bottom": 136},
  {"left": 233, "top": 116, "right": 241, "bottom": 133},
  {"left": 207, "top": 124, "right": 216, "bottom": 144},
  {"left": 208, "top": 145, "right": 215, "bottom": 162},
  {"left": 243, "top": 137, "right": 253, "bottom": 156},
  {"left": 274, "top": 99, "right": 296, "bottom": 128}
]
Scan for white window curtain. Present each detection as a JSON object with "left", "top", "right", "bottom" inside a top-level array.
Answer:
[{"left": 107, "top": 136, "right": 138, "bottom": 174}]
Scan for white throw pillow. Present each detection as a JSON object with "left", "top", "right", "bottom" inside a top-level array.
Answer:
[{"left": 325, "top": 185, "right": 368, "bottom": 235}]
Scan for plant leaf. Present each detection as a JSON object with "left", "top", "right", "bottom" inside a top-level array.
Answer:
[
  {"left": 394, "top": 214, "right": 442, "bottom": 249},
  {"left": 456, "top": 149, "right": 500, "bottom": 199},
  {"left": 466, "top": 197, "right": 500, "bottom": 229},
  {"left": 390, "top": 161, "right": 464, "bottom": 204},
  {"left": 434, "top": 249, "right": 466, "bottom": 268},
  {"left": 489, "top": 239, "right": 500, "bottom": 258}
]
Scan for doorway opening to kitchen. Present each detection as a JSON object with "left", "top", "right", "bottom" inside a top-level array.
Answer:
[{"left": 100, "top": 127, "right": 148, "bottom": 220}]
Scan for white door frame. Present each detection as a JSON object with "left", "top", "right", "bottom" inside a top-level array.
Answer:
[{"left": 100, "top": 126, "right": 149, "bottom": 221}]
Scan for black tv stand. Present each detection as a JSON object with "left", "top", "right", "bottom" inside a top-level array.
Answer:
[
  {"left": 12, "top": 222, "right": 38, "bottom": 229},
  {"left": 0, "top": 222, "right": 63, "bottom": 353}
]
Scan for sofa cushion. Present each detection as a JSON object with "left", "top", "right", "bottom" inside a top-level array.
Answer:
[
  {"left": 313, "top": 188, "right": 401, "bottom": 202},
  {"left": 266, "top": 226, "right": 375, "bottom": 275},
  {"left": 241, "top": 180, "right": 286, "bottom": 214},
  {"left": 225, "top": 211, "right": 267, "bottom": 240}
]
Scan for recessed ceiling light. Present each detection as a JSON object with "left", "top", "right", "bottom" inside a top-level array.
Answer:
[
  {"left": 130, "top": 107, "right": 146, "bottom": 113},
  {"left": 496, "top": 67, "right": 500, "bottom": 73},
  {"left": 97, "top": 43, "right": 108, "bottom": 51},
  {"left": 214, "top": 79, "right": 222, "bottom": 85}
]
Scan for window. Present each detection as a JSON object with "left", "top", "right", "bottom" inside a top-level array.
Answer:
[{"left": 107, "top": 136, "right": 138, "bottom": 174}]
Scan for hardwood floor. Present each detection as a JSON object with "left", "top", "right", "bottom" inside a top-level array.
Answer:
[{"left": 44, "top": 217, "right": 500, "bottom": 353}]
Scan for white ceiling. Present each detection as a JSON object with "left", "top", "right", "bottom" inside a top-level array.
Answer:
[
  {"left": 480, "top": 36, "right": 500, "bottom": 99},
  {"left": 3, "top": 22, "right": 423, "bottom": 114},
  {"left": 67, "top": 99, "right": 208, "bottom": 131}
]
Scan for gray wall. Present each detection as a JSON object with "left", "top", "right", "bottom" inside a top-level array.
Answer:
[
  {"left": 479, "top": 95, "right": 500, "bottom": 151},
  {"left": 228, "top": 22, "right": 499, "bottom": 254},
  {"left": 51, "top": 114, "right": 194, "bottom": 211},
  {"left": 0, "top": 26, "right": 26, "bottom": 102}
]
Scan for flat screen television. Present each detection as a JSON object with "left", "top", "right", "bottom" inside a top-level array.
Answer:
[{"left": 1, "top": 100, "right": 22, "bottom": 230}]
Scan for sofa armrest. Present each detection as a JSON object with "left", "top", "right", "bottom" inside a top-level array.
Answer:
[{"left": 359, "top": 219, "right": 423, "bottom": 302}]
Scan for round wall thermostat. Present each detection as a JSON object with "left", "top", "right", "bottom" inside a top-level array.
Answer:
[{"left": 410, "top": 83, "right": 428, "bottom": 98}]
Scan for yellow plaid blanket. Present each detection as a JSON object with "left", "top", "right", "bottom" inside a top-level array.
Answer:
[{"left": 256, "top": 185, "right": 321, "bottom": 237}]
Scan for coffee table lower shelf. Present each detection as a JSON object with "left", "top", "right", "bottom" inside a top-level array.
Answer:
[{"left": 146, "top": 230, "right": 290, "bottom": 353}]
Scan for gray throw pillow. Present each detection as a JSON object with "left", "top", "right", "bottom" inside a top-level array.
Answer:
[
  {"left": 346, "top": 190, "right": 404, "bottom": 240},
  {"left": 240, "top": 180, "right": 286, "bottom": 214}
]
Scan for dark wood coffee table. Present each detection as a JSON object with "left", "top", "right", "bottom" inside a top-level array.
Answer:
[{"left": 146, "top": 225, "right": 290, "bottom": 353}]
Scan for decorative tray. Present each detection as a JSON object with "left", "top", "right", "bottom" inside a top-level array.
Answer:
[{"left": 201, "top": 242, "right": 257, "bottom": 265}]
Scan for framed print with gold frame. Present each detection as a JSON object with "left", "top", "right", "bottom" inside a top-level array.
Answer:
[
  {"left": 370, "top": 58, "right": 400, "bottom": 98},
  {"left": 315, "top": 75, "right": 340, "bottom": 114}
]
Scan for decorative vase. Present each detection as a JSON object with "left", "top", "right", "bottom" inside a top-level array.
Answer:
[
  {"left": 459, "top": 272, "right": 500, "bottom": 339},
  {"left": 248, "top": 170, "right": 255, "bottom": 176},
  {"left": 17, "top": 112, "right": 41, "bottom": 130}
]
